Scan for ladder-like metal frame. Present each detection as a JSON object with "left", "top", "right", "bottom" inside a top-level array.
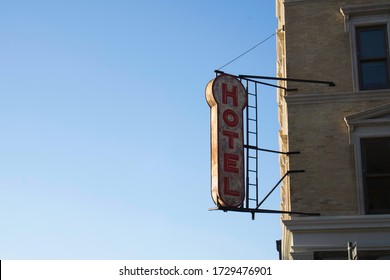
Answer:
[{"left": 243, "top": 78, "right": 259, "bottom": 210}]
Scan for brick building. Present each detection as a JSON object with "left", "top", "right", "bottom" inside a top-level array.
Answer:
[{"left": 276, "top": 0, "right": 390, "bottom": 259}]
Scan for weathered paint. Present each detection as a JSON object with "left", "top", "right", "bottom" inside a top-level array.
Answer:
[{"left": 206, "top": 74, "right": 247, "bottom": 207}]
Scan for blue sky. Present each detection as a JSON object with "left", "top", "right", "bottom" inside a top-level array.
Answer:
[{"left": 0, "top": 1, "right": 280, "bottom": 259}]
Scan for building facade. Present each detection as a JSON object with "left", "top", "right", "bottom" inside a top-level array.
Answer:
[{"left": 276, "top": 0, "right": 390, "bottom": 259}]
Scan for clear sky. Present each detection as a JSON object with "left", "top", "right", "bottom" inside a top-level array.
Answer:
[{"left": 0, "top": 0, "right": 281, "bottom": 259}]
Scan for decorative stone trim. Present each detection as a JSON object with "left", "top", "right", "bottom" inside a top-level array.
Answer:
[
  {"left": 340, "top": 3, "right": 390, "bottom": 32},
  {"left": 285, "top": 90, "right": 390, "bottom": 105},
  {"left": 283, "top": 214, "right": 390, "bottom": 259}
]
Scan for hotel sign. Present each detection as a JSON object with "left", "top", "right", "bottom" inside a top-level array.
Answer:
[{"left": 206, "top": 74, "right": 247, "bottom": 207}]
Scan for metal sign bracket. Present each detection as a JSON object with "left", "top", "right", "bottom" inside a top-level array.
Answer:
[{"left": 208, "top": 71, "right": 331, "bottom": 220}]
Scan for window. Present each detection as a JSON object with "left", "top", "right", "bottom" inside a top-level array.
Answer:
[
  {"left": 356, "top": 26, "right": 390, "bottom": 90},
  {"left": 344, "top": 104, "right": 390, "bottom": 215},
  {"left": 340, "top": 3, "right": 390, "bottom": 91},
  {"left": 361, "top": 138, "right": 390, "bottom": 214}
]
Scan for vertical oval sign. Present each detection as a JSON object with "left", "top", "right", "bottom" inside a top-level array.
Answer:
[{"left": 205, "top": 74, "right": 247, "bottom": 208}]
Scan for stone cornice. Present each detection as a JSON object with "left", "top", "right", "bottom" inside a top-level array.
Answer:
[
  {"left": 285, "top": 90, "right": 390, "bottom": 105},
  {"left": 340, "top": 3, "right": 390, "bottom": 32},
  {"left": 283, "top": 214, "right": 390, "bottom": 231},
  {"left": 345, "top": 103, "right": 390, "bottom": 126},
  {"left": 340, "top": 3, "right": 390, "bottom": 18},
  {"left": 283, "top": 0, "right": 325, "bottom": 6}
]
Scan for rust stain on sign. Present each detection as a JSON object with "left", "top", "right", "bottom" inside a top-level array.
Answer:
[{"left": 206, "top": 74, "right": 247, "bottom": 207}]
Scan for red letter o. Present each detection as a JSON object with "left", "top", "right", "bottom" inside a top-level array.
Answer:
[{"left": 223, "top": 109, "right": 239, "bottom": 127}]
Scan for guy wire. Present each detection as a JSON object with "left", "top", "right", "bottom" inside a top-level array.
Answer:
[{"left": 217, "top": 30, "right": 280, "bottom": 71}]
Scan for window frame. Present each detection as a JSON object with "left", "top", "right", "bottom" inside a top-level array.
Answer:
[
  {"left": 351, "top": 20, "right": 390, "bottom": 91},
  {"left": 345, "top": 104, "right": 390, "bottom": 215},
  {"left": 341, "top": 3, "right": 390, "bottom": 92},
  {"left": 355, "top": 25, "right": 390, "bottom": 91},
  {"left": 360, "top": 137, "right": 390, "bottom": 214}
]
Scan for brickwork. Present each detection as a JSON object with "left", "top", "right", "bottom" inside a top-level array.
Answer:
[
  {"left": 283, "top": 0, "right": 352, "bottom": 94},
  {"left": 287, "top": 99, "right": 390, "bottom": 215},
  {"left": 278, "top": 0, "right": 390, "bottom": 215},
  {"left": 277, "top": 0, "right": 390, "bottom": 259}
]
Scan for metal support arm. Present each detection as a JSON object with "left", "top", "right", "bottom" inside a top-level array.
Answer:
[{"left": 238, "top": 74, "right": 335, "bottom": 87}]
